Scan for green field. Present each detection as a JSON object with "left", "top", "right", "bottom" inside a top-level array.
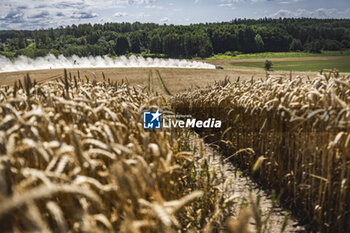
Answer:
[
  {"left": 207, "top": 50, "right": 350, "bottom": 60},
  {"left": 230, "top": 58, "right": 350, "bottom": 72}
]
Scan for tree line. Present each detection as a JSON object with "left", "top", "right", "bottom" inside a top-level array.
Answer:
[{"left": 1, "top": 18, "right": 350, "bottom": 59}]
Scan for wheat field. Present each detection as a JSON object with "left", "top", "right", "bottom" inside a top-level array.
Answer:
[
  {"left": 173, "top": 70, "right": 350, "bottom": 233},
  {"left": 0, "top": 71, "right": 274, "bottom": 233},
  {"left": 1, "top": 68, "right": 348, "bottom": 232}
]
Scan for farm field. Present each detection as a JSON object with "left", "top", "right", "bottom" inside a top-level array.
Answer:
[
  {"left": 230, "top": 57, "right": 350, "bottom": 72},
  {"left": 0, "top": 65, "right": 349, "bottom": 232},
  {"left": 206, "top": 50, "right": 350, "bottom": 60},
  {"left": 206, "top": 56, "right": 350, "bottom": 72},
  {"left": 0, "top": 70, "right": 307, "bottom": 233},
  {"left": 173, "top": 70, "right": 350, "bottom": 232},
  {"left": 1, "top": 5, "right": 350, "bottom": 232},
  {"left": 0, "top": 67, "right": 321, "bottom": 93}
]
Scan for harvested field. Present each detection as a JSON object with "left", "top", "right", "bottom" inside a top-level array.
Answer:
[{"left": 0, "top": 67, "right": 320, "bottom": 94}]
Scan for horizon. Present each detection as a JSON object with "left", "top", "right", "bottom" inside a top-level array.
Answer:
[{"left": 0, "top": 0, "right": 350, "bottom": 30}]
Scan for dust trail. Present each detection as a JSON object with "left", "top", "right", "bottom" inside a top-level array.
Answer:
[{"left": 0, "top": 54, "right": 215, "bottom": 73}]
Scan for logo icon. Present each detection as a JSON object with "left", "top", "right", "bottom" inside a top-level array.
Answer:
[{"left": 143, "top": 110, "right": 161, "bottom": 129}]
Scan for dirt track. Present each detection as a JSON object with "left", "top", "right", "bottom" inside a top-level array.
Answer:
[{"left": 0, "top": 67, "right": 320, "bottom": 94}]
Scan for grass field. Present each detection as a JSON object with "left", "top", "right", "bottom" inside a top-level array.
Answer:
[
  {"left": 206, "top": 50, "right": 350, "bottom": 60},
  {"left": 230, "top": 58, "right": 350, "bottom": 72}
]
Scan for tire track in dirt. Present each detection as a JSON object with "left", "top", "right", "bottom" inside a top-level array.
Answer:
[{"left": 189, "top": 133, "right": 306, "bottom": 232}]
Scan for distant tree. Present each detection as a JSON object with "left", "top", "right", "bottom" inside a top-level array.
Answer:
[
  {"left": 305, "top": 41, "right": 322, "bottom": 53},
  {"left": 197, "top": 33, "right": 213, "bottom": 57},
  {"left": 1, "top": 18, "right": 350, "bottom": 59},
  {"left": 323, "top": 40, "right": 343, "bottom": 51},
  {"left": 129, "top": 32, "right": 143, "bottom": 53},
  {"left": 254, "top": 34, "right": 264, "bottom": 52},
  {"left": 34, "top": 34, "right": 40, "bottom": 48},
  {"left": 264, "top": 60, "right": 273, "bottom": 71},
  {"left": 341, "top": 39, "right": 350, "bottom": 49},
  {"left": 163, "top": 33, "right": 182, "bottom": 57},
  {"left": 39, "top": 32, "right": 49, "bottom": 47},
  {"left": 289, "top": 39, "right": 303, "bottom": 51},
  {"left": 114, "top": 36, "right": 130, "bottom": 55},
  {"left": 17, "top": 32, "right": 25, "bottom": 49},
  {"left": 88, "top": 31, "right": 99, "bottom": 44},
  {"left": 49, "top": 28, "right": 55, "bottom": 40},
  {"left": 150, "top": 35, "right": 162, "bottom": 54}
]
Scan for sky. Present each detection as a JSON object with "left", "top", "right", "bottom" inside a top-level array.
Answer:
[{"left": 0, "top": 0, "right": 350, "bottom": 30}]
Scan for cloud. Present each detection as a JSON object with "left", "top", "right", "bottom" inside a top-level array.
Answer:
[
  {"left": 114, "top": 12, "right": 128, "bottom": 17},
  {"left": 218, "top": 0, "right": 273, "bottom": 3},
  {"left": 28, "top": 10, "right": 50, "bottom": 19},
  {"left": 0, "top": 0, "right": 104, "bottom": 29},
  {"left": 269, "top": 8, "right": 350, "bottom": 19},
  {"left": 145, "top": 5, "right": 163, "bottom": 9},
  {"left": 136, "top": 12, "right": 150, "bottom": 17},
  {"left": 279, "top": 0, "right": 303, "bottom": 4},
  {"left": 0, "top": 10, "right": 25, "bottom": 24},
  {"left": 72, "top": 11, "right": 98, "bottom": 19},
  {"left": 195, "top": 0, "right": 200, "bottom": 3},
  {"left": 56, "top": 12, "right": 65, "bottom": 17},
  {"left": 219, "top": 3, "right": 233, "bottom": 7},
  {"left": 0, "top": 0, "right": 160, "bottom": 29},
  {"left": 218, "top": 3, "right": 236, "bottom": 9},
  {"left": 128, "top": 0, "right": 156, "bottom": 4},
  {"left": 160, "top": 17, "right": 169, "bottom": 23}
]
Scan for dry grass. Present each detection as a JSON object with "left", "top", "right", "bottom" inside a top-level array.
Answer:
[
  {"left": 173, "top": 69, "right": 350, "bottom": 233},
  {"left": 0, "top": 70, "right": 269, "bottom": 232},
  {"left": 0, "top": 68, "right": 322, "bottom": 94}
]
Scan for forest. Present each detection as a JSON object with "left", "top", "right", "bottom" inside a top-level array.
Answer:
[{"left": 1, "top": 18, "right": 350, "bottom": 59}]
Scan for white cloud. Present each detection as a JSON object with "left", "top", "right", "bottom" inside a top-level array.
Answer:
[
  {"left": 135, "top": 12, "right": 150, "bottom": 17},
  {"left": 269, "top": 8, "right": 350, "bottom": 18},
  {"left": 145, "top": 5, "right": 163, "bottom": 9},
  {"left": 0, "top": 0, "right": 101, "bottom": 29},
  {"left": 160, "top": 17, "right": 169, "bottom": 23},
  {"left": 218, "top": 0, "right": 265, "bottom": 3},
  {"left": 72, "top": 11, "right": 98, "bottom": 19},
  {"left": 128, "top": 0, "right": 157, "bottom": 4},
  {"left": 279, "top": 0, "right": 303, "bottom": 4},
  {"left": 115, "top": 5, "right": 126, "bottom": 9},
  {"left": 0, "top": 0, "right": 156, "bottom": 29},
  {"left": 114, "top": 12, "right": 128, "bottom": 17},
  {"left": 195, "top": 0, "right": 200, "bottom": 3},
  {"left": 219, "top": 3, "right": 233, "bottom": 7},
  {"left": 218, "top": 3, "right": 236, "bottom": 9}
]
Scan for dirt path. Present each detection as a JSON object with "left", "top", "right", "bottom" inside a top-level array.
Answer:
[{"left": 190, "top": 133, "right": 306, "bottom": 232}]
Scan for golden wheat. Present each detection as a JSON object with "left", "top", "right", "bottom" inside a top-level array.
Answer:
[
  {"left": 173, "top": 69, "right": 350, "bottom": 233},
  {"left": 0, "top": 71, "right": 265, "bottom": 232}
]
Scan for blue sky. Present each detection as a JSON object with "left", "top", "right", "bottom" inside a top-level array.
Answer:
[{"left": 0, "top": 0, "right": 350, "bottom": 30}]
